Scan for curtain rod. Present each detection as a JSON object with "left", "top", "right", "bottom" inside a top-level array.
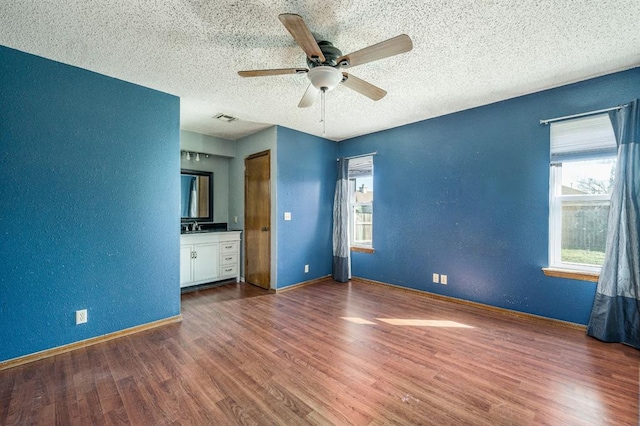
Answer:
[
  {"left": 540, "top": 104, "right": 627, "bottom": 125},
  {"left": 337, "top": 151, "right": 377, "bottom": 161}
]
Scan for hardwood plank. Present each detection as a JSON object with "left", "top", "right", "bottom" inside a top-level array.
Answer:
[
  {"left": 53, "top": 352, "right": 77, "bottom": 425},
  {"left": 85, "top": 345, "right": 124, "bottom": 416},
  {"left": 216, "top": 395, "right": 260, "bottom": 426},
  {"left": 4, "top": 368, "right": 31, "bottom": 424},
  {"left": 115, "top": 376, "right": 164, "bottom": 425},
  {"left": 0, "top": 368, "right": 15, "bottom": 424},
  {"left": 0, "top": 279, "right": 638, "bottom": 425}
]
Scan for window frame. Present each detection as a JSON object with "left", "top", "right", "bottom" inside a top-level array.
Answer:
[
  {"left": 350, "top": 186, "right": 373, "bottom": 248},
  {"left": 348, "top": 156, "right": 374, "bottom": 250},
  {"left": 547, "top": 112, "right": 617, "bottom": 275},
  {"left": 548, "top": 160, "right": 614, "bottom": 273}
]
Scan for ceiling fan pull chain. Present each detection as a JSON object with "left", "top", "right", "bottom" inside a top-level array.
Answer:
[{"left": 321, "top": 88, "right": 327, "bottom": 136}]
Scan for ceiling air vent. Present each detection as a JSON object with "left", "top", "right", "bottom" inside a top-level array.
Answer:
[{"left": 214, "top": 113, "right": 238, "bottom": 123}]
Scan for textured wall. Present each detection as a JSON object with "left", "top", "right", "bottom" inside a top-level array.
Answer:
[
  {"left": 180, "top": 130, "right": 235, "bottom": 158},
  {"left": 276, "top": 126, "right": 336, "bottom": 289},
  {"left": 0, "top": 46, "right": 180, "bottom": 362},
  {"left": 337, "top": 67, "right": 640, "bottom": 325}
]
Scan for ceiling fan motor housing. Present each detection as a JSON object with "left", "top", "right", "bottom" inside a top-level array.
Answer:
[{"left": 307, "top": 41, "right": 343, "bottom": 67}]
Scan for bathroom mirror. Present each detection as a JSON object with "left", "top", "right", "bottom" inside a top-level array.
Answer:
[{"left": 181, "top": 169, "right": 213, "bottom": 222}]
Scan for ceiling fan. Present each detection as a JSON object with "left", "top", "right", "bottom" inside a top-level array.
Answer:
[{"left": 238, "top": 13, "right": 413, "bottom": 108}]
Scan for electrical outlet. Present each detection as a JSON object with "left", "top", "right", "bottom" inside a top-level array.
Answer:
[
  {"left": 304, "top": 264, "right": 309, "bottom": 273},
  {"left": 441, "top": 275, "right": 448, "bottom": 285},
  {"left": 432, "top": 273, "right": 439, "bottom": 283},
  {"left": 284, "top": 212, "right": 292, "bottom": 221},
  {"left": 76, "top": 309, "right": 88, "bottom": 325}
]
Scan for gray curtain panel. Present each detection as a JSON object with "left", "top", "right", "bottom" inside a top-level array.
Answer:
[
  {"left": 587, "top": 99, "right": 640, "bottom": 349},
  {"left": 333, "top": 158, "right": 351, "bottom": 282}
]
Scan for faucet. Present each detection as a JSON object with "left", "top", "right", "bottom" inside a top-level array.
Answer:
[{"left": 192, "top": 221, "right": 199, "bottom": 231}]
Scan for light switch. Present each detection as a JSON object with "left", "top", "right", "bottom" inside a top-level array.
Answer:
[{"left": 284, "top": 212, "right": 292, "bottom": 221}]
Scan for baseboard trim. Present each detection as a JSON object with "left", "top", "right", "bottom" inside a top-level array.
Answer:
[
  {"left": 276, "top": 275, "right": 332, "bottom": 293},
  {"left": 0, "top": 315, "right": 183, "bottom": 371},
  {"left": 352, "top": 277, "right": 587, "bottom": 331}
]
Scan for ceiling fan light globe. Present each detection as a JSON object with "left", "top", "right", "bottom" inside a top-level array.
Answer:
[{"left": 308, "top": 66, "right": 343, "bottom": 91}]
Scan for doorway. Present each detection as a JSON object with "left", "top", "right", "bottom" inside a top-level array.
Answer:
[{"left": 244, "top": 150, "right": 271, "bottom": 289}]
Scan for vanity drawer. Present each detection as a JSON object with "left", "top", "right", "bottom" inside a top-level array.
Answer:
[
  {"left": 220, "top": 253, "right": 237, "bottom": 266},
  {"left": 220, "top": 264, "right": 238, "bottom": 278},
  {"left": 220, "top": 241, "right": 238, "bottom": 254}
]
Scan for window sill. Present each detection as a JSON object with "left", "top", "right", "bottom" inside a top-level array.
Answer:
[
  {"left": 351, "top": 246, "right": 374, "bottom": 254},
  {"left": 542, "top": 268, "right": 599, "bottom": 282}
]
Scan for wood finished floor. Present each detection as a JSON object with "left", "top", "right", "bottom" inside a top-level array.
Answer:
[{"left": 1, "top": 278, "right": 638, "bottom": 425}]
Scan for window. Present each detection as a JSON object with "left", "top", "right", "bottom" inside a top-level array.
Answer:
[
  {"left": 549, "top": 114, "right": 617, "bottom": 273},
  {"left": 348, "top": 156, "right": 373, "bottom": 249}
]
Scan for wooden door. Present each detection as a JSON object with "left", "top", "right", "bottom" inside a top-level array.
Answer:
[{"left": 244, "top": 150, "right": 271, "bottom": 289}]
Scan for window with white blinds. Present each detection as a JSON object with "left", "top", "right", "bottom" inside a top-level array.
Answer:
[{"left": 548, "top": 113, "right": 617, "bottom": 273}]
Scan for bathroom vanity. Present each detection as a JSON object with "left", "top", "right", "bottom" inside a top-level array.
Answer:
[{"left": 179, "top": 230, "right": 241, "bottom": 288}]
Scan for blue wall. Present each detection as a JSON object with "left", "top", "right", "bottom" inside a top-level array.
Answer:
[
  {"left": 338, "top": 67, "right": 640, "bottom": 325},
  {"left": 276, "top": 126, "right": 336, "bottom": 289},
  {"left": 0, "top": 46, "right": 181, "bottom": 362}
]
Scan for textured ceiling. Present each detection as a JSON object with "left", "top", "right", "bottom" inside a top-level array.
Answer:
[{"left": 1, "top": 1, "right": 639, "bottom": 141}]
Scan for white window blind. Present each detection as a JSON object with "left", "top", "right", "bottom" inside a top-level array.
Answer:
[
  {"left": 550, "top": 114, "right": 617, "bottom": 162},
  {"left": 348, "top": 156, "right": 373, "bottom": 178}
]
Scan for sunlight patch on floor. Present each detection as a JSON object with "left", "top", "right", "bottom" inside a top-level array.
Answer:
[
  {"left": 340, "top": 317, "right": 474, "bottom": 328},
  {"left": 377, "top": 319, "right": 474, "bottom": 328},
  {"left": 341, "top": 317, "right": 377, "bottom": 325}
]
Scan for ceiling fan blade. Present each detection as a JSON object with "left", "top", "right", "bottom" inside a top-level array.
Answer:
[
  {"left": 341, "top": 73, "right": 386, "bottom": 101},
  {"left": 278, "top": 13, "right": 326, "bottom": 63},
  {"left": 238, "top": 68, "right": 308, "bottom": 77},
  {"left": 337, "top": 34, "right": 413, "bottom": 68},
  {"left": 298, "top": 84, "right": 320, "bottom": 108}
]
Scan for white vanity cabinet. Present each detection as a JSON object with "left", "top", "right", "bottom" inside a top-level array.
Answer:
[{"left": 180, "top": 231, "right": 241, "bottom": 288}]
